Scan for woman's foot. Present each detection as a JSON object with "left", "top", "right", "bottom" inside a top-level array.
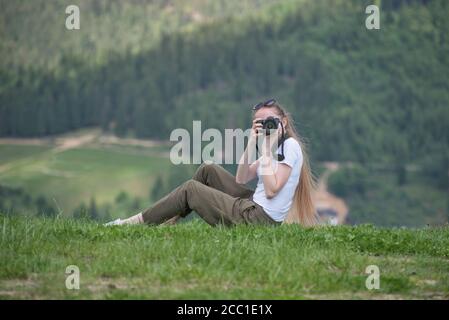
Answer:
[
  {"left": 104, "top": 212, "right": 144, "bottom": 226},
  {"left": 104, "top": 213, "right": 182, "bottom": 226},
  {"left": 104, "top": 218, "right": 122, "bottom": 226}
]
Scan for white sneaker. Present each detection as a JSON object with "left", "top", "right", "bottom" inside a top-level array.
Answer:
[{"left": 104, "top": 218, "right": 122, "bottom": 226}]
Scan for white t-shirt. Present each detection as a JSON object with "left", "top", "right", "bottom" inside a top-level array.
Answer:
[{"left": 252, "top": 137, "right": 303, "bottom": 222}]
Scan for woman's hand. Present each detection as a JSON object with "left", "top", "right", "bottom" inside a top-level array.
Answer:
[
  {"left": 249, "top": 118, "right": 263, "bottom": 146},
  {"left": 250, "top": 119, "right": 281, "bottom": 154}
]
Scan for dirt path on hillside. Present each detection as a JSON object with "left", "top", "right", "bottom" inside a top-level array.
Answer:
[
  {"left": 52, "top": 133, "right": 98, "bottom": 153},
  {"left": 96, "top": 135, "right": 169, "bottom": 148},
  {"left": 312, "top": 162, "right": 349, "bottom": 224},
  {"left": 0, "top": 138, "right": 51, "bottom": 146}
]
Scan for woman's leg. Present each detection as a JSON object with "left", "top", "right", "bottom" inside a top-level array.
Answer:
[
  {"left": 192, "top": 163, "right": 254, "bottom": 198},
  {"left": 106, "top": 163, "right": 256, "bottom": 226},
  {"left": 141, "top": 179, "right": 272, "bottom": 226}
]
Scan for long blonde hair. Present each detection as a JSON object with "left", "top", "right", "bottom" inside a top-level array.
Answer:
[{"left": 255, "top": 102, "right": 318, "bottom": 227}]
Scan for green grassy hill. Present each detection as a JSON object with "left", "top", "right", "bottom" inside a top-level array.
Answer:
[{"left": 0, "top": 215, "right": 448, "bottom": 299}]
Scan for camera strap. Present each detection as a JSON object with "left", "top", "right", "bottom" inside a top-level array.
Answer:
[{"left": 277, "top": 122, "right": 286, "bottom": 161}]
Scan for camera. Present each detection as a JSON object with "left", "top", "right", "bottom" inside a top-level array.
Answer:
[{"left": 256, "top": 116, "right": 281, "bottom": 135}]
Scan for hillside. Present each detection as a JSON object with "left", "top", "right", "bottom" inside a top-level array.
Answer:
[
  {"left": 0, "top": 0, "right": 447, "bottom": 228},
  {"left": 0, "top": 215, "right": 448, "bottom": 299},
  {"left": 1, "top": 132, "right": 446, "bottom": 227},
  {"left": 0, "top": 130, "right": 171, "bottom": 218},
  {"left": 1, "top": 0, "right": 448, "bottom": 166}
]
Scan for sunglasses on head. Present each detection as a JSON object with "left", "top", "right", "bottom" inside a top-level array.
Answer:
[{"left": 252, "top": 98, "right": 277, "bottom": 111}]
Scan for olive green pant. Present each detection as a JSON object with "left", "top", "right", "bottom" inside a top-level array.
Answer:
[{"left": 142, "top": 163, "right": 278, "bottom": 226}]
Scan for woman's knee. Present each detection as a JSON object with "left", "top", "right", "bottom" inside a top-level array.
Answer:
[
  {"left": 182, "top": 179, "right": 208, "bottom": 210},
  {"left": 182, "top": 179, "right": 204, "bottom": 195},
  {"left": 201, "top": 162, "right": 219, "bottom": 171},
  {"left": 195, "top": 162, "right": 219, "bottom": 179}
]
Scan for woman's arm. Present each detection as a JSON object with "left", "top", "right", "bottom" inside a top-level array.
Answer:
[
  {"left": 259, "top": 156, "right": 292, "bottom": 198},
  {"left": 235, "top": 158, "right": 258, "bottom": 185},
  {"left": 235, "top": 119, "right": 261, "bottom": 184},
  {"left": 259, "top": 131, "right": 292, "bottom": 198}
]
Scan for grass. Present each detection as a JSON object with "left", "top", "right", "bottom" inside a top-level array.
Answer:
[
  {"left": 0, "top": 144, "right": 170, "bottom": 214},
  {"left": 1, "top": 215, "right": 448, "bottom": 299},
  {"left": 0, "top": 145, "right": 53, "bottom": 164}
]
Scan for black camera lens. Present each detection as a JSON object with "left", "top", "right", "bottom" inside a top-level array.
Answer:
[{"left": 262, "top": 117, "right": 279, "bottom": 135}]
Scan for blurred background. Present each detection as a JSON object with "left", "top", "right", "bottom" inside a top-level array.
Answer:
[{"left": 0, "top": 0, "right": 448, "bottom": 227}]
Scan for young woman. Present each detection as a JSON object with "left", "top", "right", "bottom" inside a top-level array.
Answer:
[{"left": 105, "top": 99, "right": 317, "bottom": 227}]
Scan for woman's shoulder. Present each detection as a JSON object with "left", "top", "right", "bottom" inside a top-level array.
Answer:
[
  {"left": 284, "top": 137, "right": 301, "bottom": 151},
  {"left": 282, "top": 137, "right": 302, "bottom": 161}
]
